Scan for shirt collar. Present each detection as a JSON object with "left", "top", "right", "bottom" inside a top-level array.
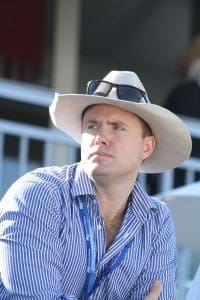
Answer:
[
  {"left": 129, "top": 181, "right": 158, "bottom": 223},
  {"left": 70, "top": 163, "right": 158, "bottom": 222},
  {"left": 70, "top": 163, "right": 96, "bottom": 198}
]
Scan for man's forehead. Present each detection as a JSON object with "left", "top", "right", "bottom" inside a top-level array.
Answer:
[
  {"left": 82, "top": 103, "right": 133, "bottom": 116},
  {"left": 82, "top": 103, "right": 145, "bottom": 126}
]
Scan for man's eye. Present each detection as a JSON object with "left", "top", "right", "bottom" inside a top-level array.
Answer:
[
  {"left": 113, "top": 125, "right": 125, "bottom": 131},
  {"left": 88, "top": 124, "right": 98, "bottom": 129}
]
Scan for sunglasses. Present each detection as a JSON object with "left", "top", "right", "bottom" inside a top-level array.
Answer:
[{"left": 86, "top": 80, "right": 149, "bottom": 103}]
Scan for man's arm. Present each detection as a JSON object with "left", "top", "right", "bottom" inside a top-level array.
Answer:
[
  {"left": 132, "top": 204, "right": 177, "bottom": 299},
  {"left": 0, "top": 173, "right": 62, "bottom": 298}
]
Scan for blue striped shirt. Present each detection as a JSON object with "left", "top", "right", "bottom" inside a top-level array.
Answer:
[{"left": 0, "top": 163, "right": 177, "bottom": 299}]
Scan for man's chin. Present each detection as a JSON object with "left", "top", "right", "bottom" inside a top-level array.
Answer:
[{"left": 83, "top": 162, "right": 112, "bottom": 177}]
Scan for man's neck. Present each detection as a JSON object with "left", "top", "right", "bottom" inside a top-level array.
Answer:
[
  {"left": 92, "top": 175, "right": 135, "bottom": 220},
  {"left": 92, "top": 177, "right": 134, "bottom": 248}
]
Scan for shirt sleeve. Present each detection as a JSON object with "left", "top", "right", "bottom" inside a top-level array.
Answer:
[
  {"left": 131, "top": 204, "right": 178, "bottom": 300},
  {"left": 0, "top": 172, "right": 63, "bottom": 299}
]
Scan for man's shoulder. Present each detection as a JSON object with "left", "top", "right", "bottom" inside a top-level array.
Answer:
[
  {"left": 2, "top": 163, "right": 78, "bottom": 201},
  {"left": 27, "top": 164, "right": 75, "bottom": 183},
  {"left": 0, "top": 164, "right": 79, "bottom": 216},
  {"left": 134, "top": 182, "right": 169, "bottom": 213},
  {"left": 148, "top": 196, "right": 174, "bottom": 229},
  {"left": 133, "top": 183, "right": 172, "bottom": 226},
  {"left": 18, "top": 164, "right": 72, "bottom": 187}
]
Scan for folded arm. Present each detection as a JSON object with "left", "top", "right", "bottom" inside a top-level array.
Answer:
[{"left": 132, "top": 204, "right": 177, "bottom": 299}]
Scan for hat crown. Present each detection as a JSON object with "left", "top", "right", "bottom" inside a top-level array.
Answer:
[{"left": 103, "top": 70, "right": 146, "bottom": 92}]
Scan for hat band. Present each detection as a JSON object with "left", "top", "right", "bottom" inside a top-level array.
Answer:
[{"left": 86, "top": 80, "right": 149, "bottom": 103}]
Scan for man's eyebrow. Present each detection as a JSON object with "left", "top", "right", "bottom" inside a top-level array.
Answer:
[
  {"left": 83, "top": 119, "right": 98, "bottom": 125},
  {"left": 83, "top": 119, "right": 128, "bottom": 127},
  {"left": 108, "top": 120, "right": 128, "bottom": 126}
]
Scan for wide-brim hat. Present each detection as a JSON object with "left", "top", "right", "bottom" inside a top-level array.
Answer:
[{"left": 49, "top": 70, "right": 192, "bottom": 173}]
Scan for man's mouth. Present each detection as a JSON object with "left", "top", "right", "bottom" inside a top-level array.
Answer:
[{"left": 90, "top": 150, "right": 112, "bottom": 158}]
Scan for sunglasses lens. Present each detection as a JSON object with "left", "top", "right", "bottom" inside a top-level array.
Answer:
[
  {"left": 87, "top": 81, "right": 101, "bottom": 95},
  {"left": 118, "top": 86, "right": 142, "bottom": 102}
]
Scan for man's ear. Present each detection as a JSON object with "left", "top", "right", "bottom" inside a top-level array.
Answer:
[{"left": 142, "top": 136, "right": 156, "bottom": 160}]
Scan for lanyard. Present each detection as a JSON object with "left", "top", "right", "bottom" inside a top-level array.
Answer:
[
  {"left": 77, "top": 196, "right": 132, "bottom": 299},
  {"left": 76, "top": 196, "right": 96, "bottom": 298},
  {"left": 88, "top": 241, "right": 131, "bottom": 297}
]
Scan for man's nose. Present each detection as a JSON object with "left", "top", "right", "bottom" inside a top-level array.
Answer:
[{"left": 95, "top": 129, "right": 110, "bottom": 146}]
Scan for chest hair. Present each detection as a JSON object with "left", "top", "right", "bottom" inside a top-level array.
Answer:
[{"left": 104, "top": 213, "right": 124, "bottom": 248}]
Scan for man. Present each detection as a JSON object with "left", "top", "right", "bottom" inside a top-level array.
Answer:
[{"left": 0, "top": 71, "right": 191, "bottom": 299}]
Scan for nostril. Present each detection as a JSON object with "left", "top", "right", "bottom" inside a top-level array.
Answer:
[{"left": 95, "top": 134, "right": 108, "bottom": 146}]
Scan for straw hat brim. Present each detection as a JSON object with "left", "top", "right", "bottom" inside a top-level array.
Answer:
[{"left": 49, "top": 93, "right": 192, "bottom": 174}]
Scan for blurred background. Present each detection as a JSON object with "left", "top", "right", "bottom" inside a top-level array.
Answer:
[{"left": 0, "top": 0, "right": 200, "bottom": 298}]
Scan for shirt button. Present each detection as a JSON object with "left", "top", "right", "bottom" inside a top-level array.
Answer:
[{"left": 97, "top": 224, "right": 102, "bottom": 230}]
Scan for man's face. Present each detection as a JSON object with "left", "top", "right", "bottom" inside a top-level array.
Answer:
[{"left": 81, "top": 104, "right": 155, "bottom": 180}]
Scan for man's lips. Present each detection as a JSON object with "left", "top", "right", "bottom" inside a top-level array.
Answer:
[{"left": 89, "top": 151, "right": 113, "bottom": 158}]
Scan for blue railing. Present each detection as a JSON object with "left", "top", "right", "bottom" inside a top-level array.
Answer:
[{"left": 0, "top": 118, "right": 79, "bottom": 197}]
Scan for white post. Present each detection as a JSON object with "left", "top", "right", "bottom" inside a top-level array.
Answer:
[{"left": 51, "top": 0, "right": 81, "bottom": 165}]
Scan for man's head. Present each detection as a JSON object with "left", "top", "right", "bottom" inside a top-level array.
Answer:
[
  {"left": 49, "top": 70, "right": 192, "bottom": 173},
  {"left": 81, "top": 104, "right": 156, "bottom": 179}
]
